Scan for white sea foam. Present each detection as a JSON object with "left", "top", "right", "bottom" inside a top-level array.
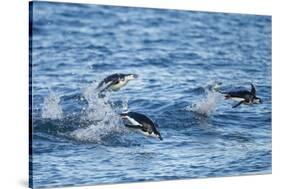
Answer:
[
  {"left": 69, "top": 111, "right": 126, "bottom": 143},
  {"left": 69, "top": 81, "right": 127, "bottom": 143},
  {"left": 42, "top": 92, "right": 63, "bottom": 119},
  {"left": 41, "top": 81, "right": 129, "bottom": 142},
  {"left": 69, "top": 114, "right": 124, "bottom": 143},
  {"left": 188, "top": 84, "right": 223, "bottom": 116},
  {"left": 81, "top": 82, "right": 111, "bottom": 121}
]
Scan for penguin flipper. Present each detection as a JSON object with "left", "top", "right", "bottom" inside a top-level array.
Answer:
[
  {"left": 99, "top": 81, "right": 113, "bottom": 92},
  {"left": 97, "top": 74, "right": 120, "bottom": 89},
  {"left": 232, "top": 101, "right": 244, "bottom": 108},
  {"left": 97, "top": 80, "right": 105, "bottom": 89},
  {"left": 97, "top": 79, "right": 120, "bottom": 97}
]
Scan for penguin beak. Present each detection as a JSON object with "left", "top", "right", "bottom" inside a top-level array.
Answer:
[
  {"left": 253, "top": 97, "right": 262, "bottom": 104},
  {"left": 255, "top": 97, "right": 262, "bottom": 104},
  {"left": 125, "top": 74, "right": 138, "bottom": 81},
  {"left": 158, "top": 135, "right": 163, "bottom": 141}
]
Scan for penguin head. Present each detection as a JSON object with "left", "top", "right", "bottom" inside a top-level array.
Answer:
[
  {"left": 253, "top": 96, "right": 262, "bottom": 104},
  {"left": 156, "top": 132, "right": 163, "bottom": 141},
  {"left": 124, "top": 74, "right": 138, "bottom": 81},
  {"left": 152, "top": 123, "right": 163, "bottom": 141},
  {"left": 147, "top": 130, "right": 163, "bottom": 141}
]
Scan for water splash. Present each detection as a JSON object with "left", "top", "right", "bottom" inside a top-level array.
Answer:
[
  {"left": 42, "top": 92, "right": 63, "bottom": 119},
  {"left": 81, "top": 82, "right": 112, "bottom": 121},
  {"left": 40, "top": 81, "right": 131, "bottom": 143},
  {"left": 68, "top": 81, "right": 128, "bottom": 143},
  {"left": 188, "top": 84, "right": 223, "bottom": 116},
  {"left": 69, "top": 114, "right": 125, "bottom": 143},
  {"left": 121, "top": 96, "right": 129, "bottom": 112}
]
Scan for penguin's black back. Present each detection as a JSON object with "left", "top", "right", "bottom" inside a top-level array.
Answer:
[
  {"left": 127, "top": 112, "right": 155, "bottom": 126},
  {"left": 97, "top": 73, "right": 124, "bottom": 88},
  {"left": 103, "top": 74, "right": 123, "bottom": 83},
  {"left": 226, "top": 90, "right": 252, "bottom": 98}
]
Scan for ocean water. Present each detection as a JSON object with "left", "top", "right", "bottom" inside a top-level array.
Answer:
[{"left": 29, "top": 2, "right": 272, "bottom": 188}]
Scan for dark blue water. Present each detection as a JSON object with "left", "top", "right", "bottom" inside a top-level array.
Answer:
[{"left": 30, "top": 2, "right": 272, "bottom": 188}]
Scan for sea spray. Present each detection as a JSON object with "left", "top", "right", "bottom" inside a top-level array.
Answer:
[
  {"left": 188, "top": 86, "right": 223, "bottom": 116},
  {"left": 42, "top": 92, "right": 63, "bottom": 119},
  {"left": 121, "top": 96, "right": 129, "bottom": 112},
  {"left": 82, "top": 82, "right": 111, "bottom": 121},
  {"left": 69, "top": 110, "right": 126, "bottom": 143},
  {"left": 69, "top": 81, "right": 127, "bottom": 143},
  {"left": 69, "top": 113, "right": 124, "bottom": 143}
]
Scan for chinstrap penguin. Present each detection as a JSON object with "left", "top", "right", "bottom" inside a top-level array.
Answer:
[
  {"left": 120, "top": 111, "right": 163, "bottom": 140},
  {"left": 96, "top": 73, "right": 138, "bottom": 97},
  {"left": 221, "top": 83, "right": 262, "bottom": 108}
]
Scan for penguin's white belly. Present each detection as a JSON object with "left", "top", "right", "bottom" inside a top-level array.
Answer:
[
  {"left": 140, "top": 130, "right": 158, "bottom": 138},
  {"left": 124, "top": 116, "right": 152, "bottom": 136},
  {"left": 230, "top": 97, "right": 244, "bottom": 101},
  {"left": 110, "top": 80, "right": 127, "bottom": 91}
]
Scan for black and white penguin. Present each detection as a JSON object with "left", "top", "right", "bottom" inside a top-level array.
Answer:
[
  {"left": 96, "top": 73, "right": 138, "bottom": 96},
  {"left": 120, "top": 111, "right": 163, "bottom": 140},
  {"left": 222, "top": 83, "right": 262, "bottom": 108}
]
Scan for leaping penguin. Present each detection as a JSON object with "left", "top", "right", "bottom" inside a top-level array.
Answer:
[
  {"left": 120, "top": 111, "right": 163, "bottom": 140},
  {"left": 222, "top": 83, "right": 262, "bottom": 108},
  {"left": 96, "top": 73, "right": 138, "bottom": 96}
]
